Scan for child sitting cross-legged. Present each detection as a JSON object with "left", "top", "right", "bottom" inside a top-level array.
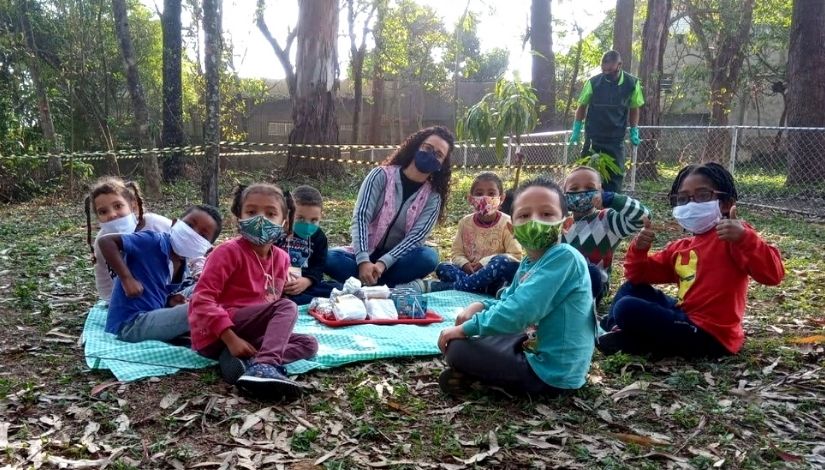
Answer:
[
  {"left": 400, "top": 172, "right": 522, "bottom": 294},
  {"left": 189, "top": 183, "right": 318, "bottom": 398},
  {"left": 597, "top": 163, "right": 785, "bottom": 358},
  {"left": 98, "top": 205, "right": 222, "bottom": 343},
  {"left": 437, "top": 177, "right": 596, "bottom": 397},
  {"left": 562, "top": 166, "right": 650, "bottom": 304}
]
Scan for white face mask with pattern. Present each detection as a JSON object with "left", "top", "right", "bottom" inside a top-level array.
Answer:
[{"left": 672, "top": 200, "right": 721, "bottom": 234}]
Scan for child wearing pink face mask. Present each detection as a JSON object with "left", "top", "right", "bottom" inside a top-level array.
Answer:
[{"left": 400, "top": 173, "right": 522, "bottom": 294}]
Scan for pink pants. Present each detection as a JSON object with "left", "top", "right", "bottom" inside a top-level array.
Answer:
[{"left": 199, "top": 298, "right": 318, "bottom": 366}]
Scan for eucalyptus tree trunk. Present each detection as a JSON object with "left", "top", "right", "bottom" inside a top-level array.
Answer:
[
  {"left": 201, "top": 0, "right": 221, "bottom": 204},
  {"left": 112, "top": 0, "right": 161, "bottom": 197},
  {"left": 162, "top": 0, "right": 185, "bottom": 181}
]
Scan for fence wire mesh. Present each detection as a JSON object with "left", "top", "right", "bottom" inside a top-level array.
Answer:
[{"left": 3, "top": 126, "right": 824, "bottom": 218}]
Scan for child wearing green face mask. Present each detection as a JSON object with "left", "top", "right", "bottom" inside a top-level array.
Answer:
[
  {"left": 274, "top": 185, "right": 342, "bottom": 306},
  {"left": 437, "top": 177, "right": 596, "bottom": 397}
]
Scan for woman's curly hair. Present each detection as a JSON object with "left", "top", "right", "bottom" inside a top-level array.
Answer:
[{"left": 382, "top": 125, "right": 455, "bottom": 224}]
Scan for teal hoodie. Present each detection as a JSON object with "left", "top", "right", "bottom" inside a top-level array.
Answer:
[{"left": 461, "top": 243, "right": 596, "bottom": 389}]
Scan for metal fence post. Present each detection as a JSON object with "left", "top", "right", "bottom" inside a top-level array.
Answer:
[
  {"left": 463, "top": 144, "right": 467, "bottom": 168},
  {"left": 563, "top": 131, "right": 569, "bottom": 166},
  {"left": 370, "top": 148, "right": 375, "bottom": 162},
  {"left": 506, "top": 136, "right": 513, "bottom": 166},
  {"left": 628, "top": 145, "right": 638, "bottom": 192},
  {"left": 729, "top": 127, "right": 739, "bottom": 175}
]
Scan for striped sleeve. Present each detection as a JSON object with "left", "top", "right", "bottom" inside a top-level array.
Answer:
[
  {"left": 605, "top": 193, "right": 650, "bottom": 239},
  {"left": 379, "top": 192, "right": 441, "bottom": 269},
  {"left": 351, "top": 167, "right": 386, "bottom": 264}
]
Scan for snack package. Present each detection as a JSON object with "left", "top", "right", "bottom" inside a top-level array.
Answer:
[
  {"left": 391, "top": 288, "right": 428, "bottom": 319},
  {"left": 309, "top": 297, "right": 335, "bottom": 320},
  {"left": 332, "top": 294, "right": 367, "bottom": 321},
  {"left": 288, "top": 266, "right": 302, "bottom": 280},
  {"left": 365, "top": 298, "right": 398, "bottom": 320},
  {"left": 361, "top": 285, "right": 391, "bottom": 299}
]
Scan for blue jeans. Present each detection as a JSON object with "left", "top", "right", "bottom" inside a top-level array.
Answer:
[
  {"left": 604, "top": 282, "right": 728, "bottom": 358},
  {"left": 287, "top": 280, "right": 343, "bottom": 306},
  {"left": 435, "top": 255, "right": 519, "bottom": 294},
  {"left": 325, "top": 246, "right": 439, "bottom": 287},
  {"left": 118, "top": 303, "right": 190, "bottom": 343}
]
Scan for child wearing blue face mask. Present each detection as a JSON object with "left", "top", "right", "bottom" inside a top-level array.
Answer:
[
  {"left": 189, "top": 183, "right": 318, "bottom": 399},
  {"left": 98, "top": 204, "right": 222, "bottom": 343},
  {"left": 597, "top": 163, "right": 785, "bottom": 359},
  {"left": 562, "top": 166, "right": 650, "bottom": 304},
  {"left": 273, "top": 185, "right": 341, "bottom": 305}
]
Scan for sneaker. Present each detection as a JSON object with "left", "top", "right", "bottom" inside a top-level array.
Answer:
[
  {"left": 595, "top": 330, "right": 630, "bottom": 356},
  {"left": 236, "top": 363, "right": 303, "bottom": 399},
  {"left": 428, "top": 280, "right": 452, "bottom": 292},
  {"left": 218, "top": 348, "right": 249, "bottom": 385},
  {"left": 438, "top": 368, "right": 474, "bottom": 396}
]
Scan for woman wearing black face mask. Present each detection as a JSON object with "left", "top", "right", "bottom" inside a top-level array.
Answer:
[
  {"left": 568, "top": 50, "right": 645, "bottom": 193},
  {"left": 325, "top": 126, "right": 454, "bottom": 287}
]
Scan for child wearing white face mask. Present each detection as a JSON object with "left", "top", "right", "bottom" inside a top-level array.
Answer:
[
  {"left": 598, "top": 163, "right": 785, "bottom": 359},
  {"left": 97, "top": 205, "right": 222, "bottom": 343},
  {"left": 85, "top": 177, "right": 174, "bottom": 303}
]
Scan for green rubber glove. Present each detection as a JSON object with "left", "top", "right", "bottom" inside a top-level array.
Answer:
[
  {"left": 630, "top": 126, "right": 640, "bottom": 146},
  {"left": 569, "top": 120, "right": 583, "bottom": 145}
]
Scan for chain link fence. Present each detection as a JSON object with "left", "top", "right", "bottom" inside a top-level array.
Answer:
[{"left": 3, "top": 125, "right": 824, "bottom": 217}]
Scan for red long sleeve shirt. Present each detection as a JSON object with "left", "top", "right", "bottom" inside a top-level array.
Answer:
[
  {"left": 188, "top": 237, "right": 291, "bottom": 351},
  {"left": 624, "top": 224, "right": 784, "bottom": 353}
]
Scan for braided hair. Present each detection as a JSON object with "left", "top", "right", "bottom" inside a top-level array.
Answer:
[
  {"left": 382, "top": 125, "right": 455, "bottom": 224},
  {"left": 668, "top": 162, "right": 738, "bottom": 207}
]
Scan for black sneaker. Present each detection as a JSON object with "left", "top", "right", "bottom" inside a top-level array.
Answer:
[
  {"left": 438, "top": 368, "right": 474, "bottom": 396},
  {"left": 236, "top": 363, "right": 303, "bottom": 400},
  {"left": 218, "top": 348, "right": 248, "bottom": 385},
  {"left": 595, "top": 331, "right": 630, "bottom": 356}
]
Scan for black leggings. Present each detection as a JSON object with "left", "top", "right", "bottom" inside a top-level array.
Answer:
[
  {"left": 605, "top": 282, "right": 730, "bottom": 358},
  {"left": 445, "top": 333, "right": 567, "bottom": 396}
]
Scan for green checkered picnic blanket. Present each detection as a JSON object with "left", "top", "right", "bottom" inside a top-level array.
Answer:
[
  {"left": 83, "top": 302, "right": 216, "bottom": 382},
  {"left": 83, "top": 291, "right": 489, "bottom": 382}
]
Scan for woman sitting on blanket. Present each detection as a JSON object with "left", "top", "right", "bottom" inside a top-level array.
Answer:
[{"left": 324, "top": 126, "right": 454, "bottom": 287}]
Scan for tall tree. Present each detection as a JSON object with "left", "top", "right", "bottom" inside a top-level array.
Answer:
[
  {"left": 162, "top": 0, "right": 185, "bottom": 181},
  {"left": 786, "top": 0, "right": 825, "bottom": 185},
  {"left": 346, "top": 0, "right": 377, "bottom": 144},
  {"left": 686, "top": 0, "right": 755, "bottom": 161},
  {"left": 18, "top": 0, "right": 61, "bottom": 178},
  {"left": 530, "top": 0, "right": 555, "bottom": 130},
  {"left": 255, "top": 0, "right": 296, "bottom": 101},
  {"left": 636, "top": 0, "right": 672, "bottom": 180},
  {"left": 612, "top": 0, "right": 635, "bottom": 72},
  {"left": 287, "top": 0, "right": 341, "bottom": 176},
  {"left": 367, "top": 1, "right": 387, "bottom": 144},
  {"left": 201, "top": 0, "right": 221, "bottom": 204},
  {"left": 112, "top": 0, "right": 161, "bottom": 197}
]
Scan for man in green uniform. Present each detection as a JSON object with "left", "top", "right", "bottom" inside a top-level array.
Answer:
[{"left": 569, "top": 51, "right": 644, "bottom": 192}]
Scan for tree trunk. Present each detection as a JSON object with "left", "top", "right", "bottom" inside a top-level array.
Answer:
[
  {"left": 201, "top": 0, "right": 221, "bottom": 205},
  {"left": 786, "top": 0, "right": 825, "bottom": 186},
  {"left": 19, "top": 0, "right": 62, "bottom": 178},
  {"left": 351, "top": 50, "right": 365, "bottom": 144},
  {"left": 562, "top": 25, "right": 584, "bottom": 127},
  {"left": 636, "top": 0, "right": 671, "bottom": 180},
  {"left": 687, "top": 0, "right": 754, "bottom": 163},
  {"left": 612, "top": 0, "right": 635, "bottom": 72},
  {"left": 530, "top": 0, "right": 555, "bottom": 130},
  {"left": 112, "top": 0, "right": 161, "bottom": 197},
  {"left": 368, "top": 4, "right": 386, "bottom": 145},
  {"left": 287, "top": 0, "right": 341, "bottom": 177},
  {"left": 162, "top": 0, "right": 185, "bottom": 181}
]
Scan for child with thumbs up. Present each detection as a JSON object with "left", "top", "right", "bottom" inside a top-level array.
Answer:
[{"left": 598, "top": 163, "right": 785, "bottom": 359}]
